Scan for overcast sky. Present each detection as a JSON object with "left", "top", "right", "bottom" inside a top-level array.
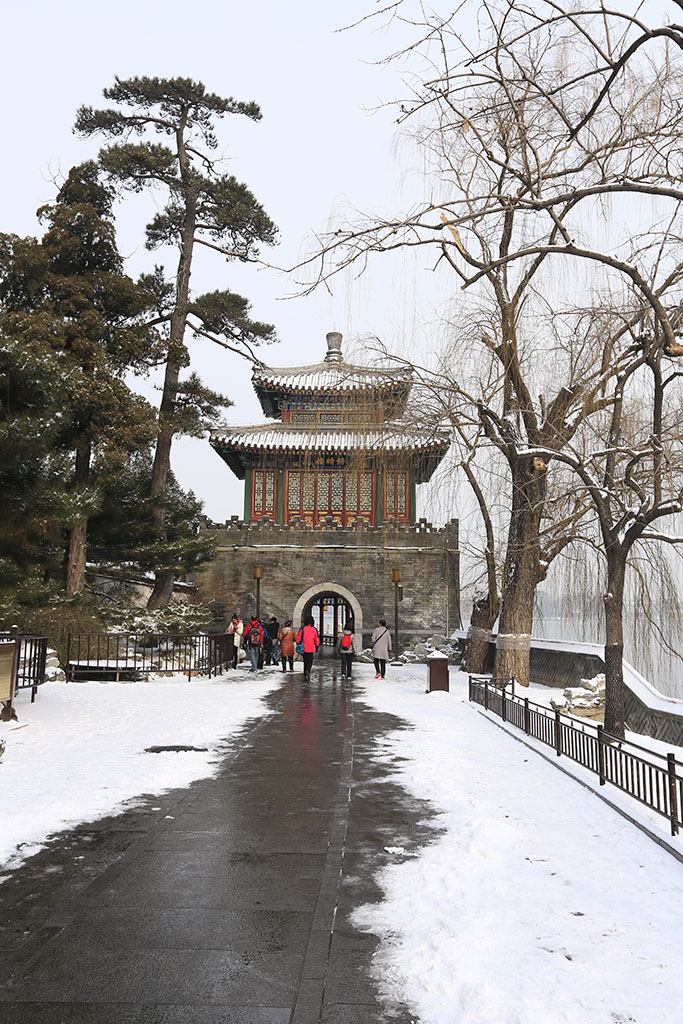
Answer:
[{"left": 1, "top": 0, "right": 452, "bottom": 521}]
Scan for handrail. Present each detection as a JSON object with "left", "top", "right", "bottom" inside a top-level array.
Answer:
[{"left": 469, "top": 674, "right": 683, "bottom": 837}]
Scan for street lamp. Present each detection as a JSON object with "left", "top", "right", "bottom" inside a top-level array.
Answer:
[
  {"left": 253, "top": 565, "right": 263, "bottom": 620},
  {"left": 392, "top": 567, "right": 402, "bottom": 656}
]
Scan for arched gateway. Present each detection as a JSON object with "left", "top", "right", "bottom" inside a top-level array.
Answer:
[
  {"left": 195, "top": 330, "right": 461, "bottom": 648},
  {"left": 293, "top": 582, "right": 363, "bottom": 647}
]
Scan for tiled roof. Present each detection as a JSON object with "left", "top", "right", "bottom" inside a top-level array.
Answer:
[
  {"left": 252, "top": 362, "right": 412, "bottom": 394},
  {"left": 210, "top": 422, "right": 449, "bottom": 454}
]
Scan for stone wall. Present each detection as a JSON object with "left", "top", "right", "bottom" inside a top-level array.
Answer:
[{"left": 195, "top": 516, "right": 461, "bottom": 650}]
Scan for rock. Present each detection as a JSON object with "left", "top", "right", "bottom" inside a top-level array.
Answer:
[
  {"left": 413, "top": 643, "right": 428, "bottom": 656},
  {"left": 429, "top": 634, "right": 448, "bottom": 649}
]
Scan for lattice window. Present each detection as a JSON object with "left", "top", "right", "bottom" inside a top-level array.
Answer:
[
  {"left": 253, "top": 471, "right": 264, "bottom": 513},
  {"left": 320, "top": 412, "right": 344, "bottom": 424},
  {"left": 317, "top": 473, "right": 330, "bottom": 511},
  {"left": 345, "top": 473, "right": 357, "bottom": 510},
  {"left": 288, "top": 472, "right": 300, "bottom": 510},
  {"left": 386, "top": 472, "right": 395, "bottom": 515},
  {"left": 331, "top": 473, "right": 344, "bottom": 511},
  {"left": 360, "top": 473, "right": 373, "bottom": 512},
  {"left": 291, "top": 412, "right": 318, "bottom": 424},
  {"left": 303, "top": 473, "right": 315, "bottom": 511},
  {"left": 397, "top": 473, "right": 407, "bottom": 515},
  {"left": 265, "top": 472, "right": 274, "bottom": 513}
]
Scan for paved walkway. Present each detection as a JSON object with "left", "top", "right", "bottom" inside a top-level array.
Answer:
[{"left": 0, "top": 664, "right": 436, "bottom": 1023}]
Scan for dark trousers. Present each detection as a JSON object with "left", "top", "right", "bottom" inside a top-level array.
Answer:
[
  {"left": 231, "top": 646, "right": 239, "bottom": 669},
  {"left": 281, "top": 655, "right": 293, "bottom": 671},
  {"left": 340, "top": 653, "right": 353, "bottom": 678},
  {"left": 374, "top": 658, "right": 386, "bottom": 678},
  {"left": 264, "top": 637, "right": 273, "bottom": 665},
  {"left": 302, "top": 652, "right": 314, "bottom": 678}
]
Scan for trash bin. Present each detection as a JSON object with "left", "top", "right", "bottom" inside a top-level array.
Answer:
[{"left": 427, "top": 651, "right": 449, "bottom": 692}]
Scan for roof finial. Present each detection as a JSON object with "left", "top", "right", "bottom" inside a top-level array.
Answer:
[{"left": 325, "top": 331, "right": 343, "bottom": 363}]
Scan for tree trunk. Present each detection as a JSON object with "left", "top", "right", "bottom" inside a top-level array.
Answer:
[
  {"left": 65, "top": 439, "right": 91, "bottom": 595},
  {"left": 462, "top": 596, "right": 498, "bottom": 675},
  {"left": 147, "top": 165, "right": 197, "bottom": 609},
  {"left": 603, "top": 549, "right": 626, "bottom": 739},
  {"left": 493, "top": 459, "right": 546, "bottom": 686}
]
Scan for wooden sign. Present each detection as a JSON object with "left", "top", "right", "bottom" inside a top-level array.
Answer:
[{"left": 0, "top": 641, "right": 17, "bottom": 703}]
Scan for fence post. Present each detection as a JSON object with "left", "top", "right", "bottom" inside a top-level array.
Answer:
[
  {"left": 524, "top": 697, "right": 530, "bottom": 735},
  {"left": 554, "top": 708, "right": 562, "bottom": 757},
  {"left": 66, "top": 633, "right": 72, "bottom": 683},
  {"left": 597, "top": 724, "right": 606, "bottom": 786},
  {"left": 667, "top": 753, "right": 680, "bottom": 837},
  {"left": 484, "top": 680, "right": 489, "bottom": 711},
  {"left": 501, "top": 685, "right": 507, "bottom": 723}
]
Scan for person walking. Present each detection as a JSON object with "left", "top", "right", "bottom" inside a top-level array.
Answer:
[
  {"left": 371, "top": 618, "right": 392, "bottom": 678},
  {"left": 243, "top": 616, "right": 264, "bottom": 672},
  {"left": 278, "top": 619, "right": 296, "bottom": 672},
  {"left": 264, "top": 616, "right": 280, "bottom": 665},
  {"left": 296, "top": 615, "right": 320, "bottom": 681},
  {"left": 337, "top": 623, "right": 356, "bottom": 680},
  {"left": 227, "top": 613, "right": 243, "bottom": 669}
]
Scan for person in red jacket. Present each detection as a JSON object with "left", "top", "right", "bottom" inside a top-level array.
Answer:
[
  {"left": 243, "top": 616, "right": 264, "bottom": 673},
  {"left": 296, "top": 615, "right": 320, "bottom": 681}
]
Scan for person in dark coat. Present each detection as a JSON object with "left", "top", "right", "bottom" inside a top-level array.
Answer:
[
  {"left": 371, "top": 618, "right": 392, "bottom": 678},
  {"left": 296, "top": 615, "right": 320, "bottom": 681},
  {"left": 337, "top": 624, "right": 356, "bottom": 680},
  {"left": 264, "top": 616, "right": 279, "bottom": 665}
]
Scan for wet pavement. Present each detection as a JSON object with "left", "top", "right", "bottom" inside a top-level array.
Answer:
[{"left": 0, "top": 663, "right": 437, "bottom": 1023}]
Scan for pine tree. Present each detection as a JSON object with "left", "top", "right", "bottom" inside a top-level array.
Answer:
[
  {"left": 75, "top": 76, "right": 278, "bottom": 608},
  {"left": 0, "top": 162, "right": 160, "bottom": 595},
  {"left": 0, "top": 338, "right": 73, "bottom": 617}
]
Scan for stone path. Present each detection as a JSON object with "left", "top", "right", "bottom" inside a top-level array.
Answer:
[{"left": 0, "top": 664, "right": 437, "bottom": 1023}]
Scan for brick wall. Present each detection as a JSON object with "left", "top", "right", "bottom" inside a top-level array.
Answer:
[{"left": 194, "top": 516, "right": 461, "bottom": 652}]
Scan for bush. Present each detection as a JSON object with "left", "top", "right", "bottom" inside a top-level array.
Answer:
[{"left": 10, "top": 595, "right": 106, "bottom": 665}]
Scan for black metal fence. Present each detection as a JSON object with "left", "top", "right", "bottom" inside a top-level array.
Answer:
[
  {"left": 0, "top": 633, "right": 47, "bottom": 702},
  {"left": 66, "top": 632, "right": 233, "bottom": 681},
  {"left": 469, "top": 675, "right": 683, "bottom": 837}
]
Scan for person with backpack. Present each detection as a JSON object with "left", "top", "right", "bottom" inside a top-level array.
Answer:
[
  {"left": 337, "top": 623, "right": 356, "bottom": 679},
  {"left": 296, "top": 615, "right": 320, "bottom": 681},
  {"left": 264, "top": 615, "right": 280, "bottom": 665},
  {"left": 243, "top": 616, "right": 264, "bottom": 672},
  {"left": 278, "top": 619, "right": 296, "bottom": 672},
  {"left": 371, "top": 618, "right": 392, "bottom": 679}
]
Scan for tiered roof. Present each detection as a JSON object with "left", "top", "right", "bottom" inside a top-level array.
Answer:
[{"left": 209, "top": 331, "right": 450, "bottom": 480}]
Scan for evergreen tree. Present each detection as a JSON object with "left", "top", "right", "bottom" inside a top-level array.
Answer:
[
  {"left": 0, "top": 163, "right": 160, "bottom": 594},
  {"left": 88, "top": 451, "right": 216, "bottom": 578},
  {"left": 75, "top": 76, "right": 278, "bottom": 608},
  {"left": 0, "top": 338, "right": 73, "bottom": 617}
]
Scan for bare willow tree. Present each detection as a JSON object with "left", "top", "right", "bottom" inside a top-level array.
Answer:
[{"left": 299, "top": 1, "right": 683, "bottom": 693}]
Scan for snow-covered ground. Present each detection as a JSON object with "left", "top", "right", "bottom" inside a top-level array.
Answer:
[
  {"left": 0, "top": 666, "right": 282, "bottom": 872},
  {"left": 355, "top": 667, "right": 683, "bottom": 1024}
]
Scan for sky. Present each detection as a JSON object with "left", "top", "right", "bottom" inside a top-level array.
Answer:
[{"left": 0, "top": 0, "right": 449, "bottom": 521}]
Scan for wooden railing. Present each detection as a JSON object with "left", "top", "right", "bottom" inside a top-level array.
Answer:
[
  {"left": 0, "top": 633, "right": 47, "bottom": 702},
  {"left": 469, "top": 675, "right": 683, "bottom": 837},
  {"left": 66, "top": 632, "right": 234, "bottom": 682}
]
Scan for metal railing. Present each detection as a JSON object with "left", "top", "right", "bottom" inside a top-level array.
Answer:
[
  {"left": 0, "top": 633, "right": 47, "bottom": 702},
  {"left": 66, "top": 632, "right": 234, "bottom": 682},
  {"left": 469, "top": 675, "right": 683, "bottom": 837}
]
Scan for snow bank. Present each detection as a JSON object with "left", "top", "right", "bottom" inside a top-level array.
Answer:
[
  {"left": 354, "top": 668, "right": 683, "bottom": 1024},
  {"left": 0, "top": 667, "right": 281, "bottom": 871}
]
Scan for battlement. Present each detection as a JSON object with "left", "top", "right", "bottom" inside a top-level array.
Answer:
[{"left": 199, "top": 514, "right": 459, "bottom": 549}]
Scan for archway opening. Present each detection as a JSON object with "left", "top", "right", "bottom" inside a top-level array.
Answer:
[{"left": 304, "top": 593, "right": 354, "bottom": 649}]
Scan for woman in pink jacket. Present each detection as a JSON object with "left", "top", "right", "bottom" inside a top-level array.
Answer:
[{"left": 296, "top": 615, "right": 320, "bottom": 681}]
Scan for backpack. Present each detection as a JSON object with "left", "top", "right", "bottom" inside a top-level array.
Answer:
[
  {"left": 247, "top": 623, "right": 263, "bottom": 648},
  {"left": 340, "top": 633, "right": 352, "bottom": 651}
]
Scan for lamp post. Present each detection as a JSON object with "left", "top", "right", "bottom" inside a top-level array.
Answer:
[
  {"left": 392, "top": 567, "right": 402, "bottom": 657},
  {"left": 253, "top": 565, "right": 263, "bottom": 620}
]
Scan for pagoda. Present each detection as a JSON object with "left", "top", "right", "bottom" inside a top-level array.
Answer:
[
  {"left": 209, "top": 331, "right": 449, "bottom": 527},
  {"left": 196, "top": 331, "right": 460, "bottom": 649}
]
